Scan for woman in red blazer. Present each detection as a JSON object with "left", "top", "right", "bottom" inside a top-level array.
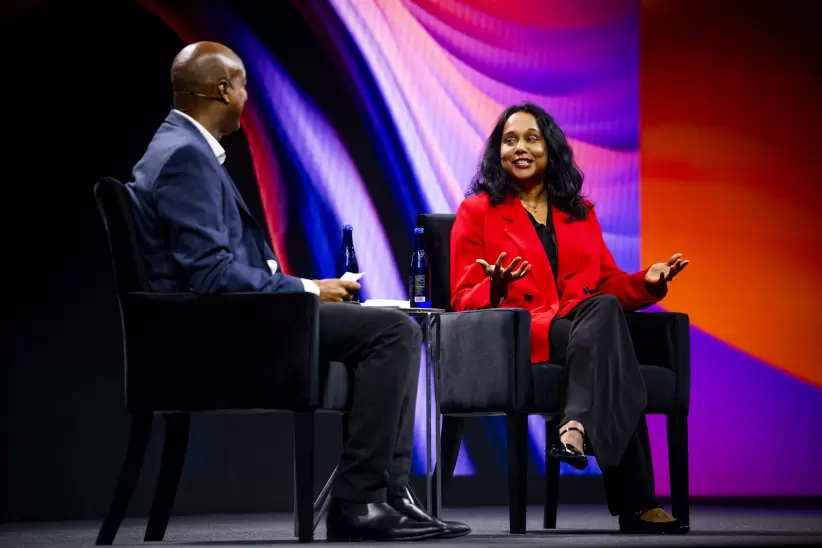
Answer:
[{"left": 450, "top": 104, "right": 689, "bottom": 534}]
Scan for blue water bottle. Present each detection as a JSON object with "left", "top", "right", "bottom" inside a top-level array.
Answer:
[
  {"left": 409, "top": 227, "right": 431, "bottom": 308},
  {"left": 340, "top": 224, "right": 360, "bottom": 302}
]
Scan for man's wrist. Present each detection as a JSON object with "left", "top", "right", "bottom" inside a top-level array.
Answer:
[{"left": 301, "top": 278, "right": 320, "bottom": 296}]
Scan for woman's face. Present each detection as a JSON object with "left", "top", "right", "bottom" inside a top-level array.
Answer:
[{"left": 500, "top": 111, "right": 548, "bottom": 183}]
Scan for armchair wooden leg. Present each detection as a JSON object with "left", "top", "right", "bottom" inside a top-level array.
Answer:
[
  {"left": 543, "top": 417, "right": 560, "bottom": 529},
  {"left": 430, "top": 415, "right": 464, "bottom": 516},
  {"left": 342, "top": 413, "right": 349, "bottom": 444},
  {"left": 506, "top": 413, "right": 528, "bottom": 534},
  {"left": 144, "top": 413, "right": 191, "bottom": 541},
  {"left": 667, "top": 413, "right": 690, "bottom": 526},
  {"left": 96, "top": 414, "right": 153, "bottom": 545},
  {"left": 294, "top": 411, "right": 315, "bottom": 542}
]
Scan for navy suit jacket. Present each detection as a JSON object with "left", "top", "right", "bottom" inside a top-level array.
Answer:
[{"left": 127, "top": 110, "right": 305, "bottom": 294}]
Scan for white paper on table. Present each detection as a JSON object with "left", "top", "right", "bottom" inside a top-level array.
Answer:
[
  {"left": 361, "top": 299, "right": 409, "bottom": 308},
  {"left": 340, "top": 271, "right": 365, "bottom": 282}
]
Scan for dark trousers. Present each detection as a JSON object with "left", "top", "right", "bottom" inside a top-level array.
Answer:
[
  {"left": 319, "top": 303, "right": 421, "bottom": 503},
  {"left": 549, "top": 294, "right": 658, "bottom": 516}
]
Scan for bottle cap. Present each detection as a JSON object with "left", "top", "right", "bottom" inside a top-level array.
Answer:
[{"left": 343, "top": 224, "right": 353, "bottom": 231}]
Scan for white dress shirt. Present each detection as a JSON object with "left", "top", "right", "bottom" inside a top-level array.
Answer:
[
  {"left": 174, "top": 109, "right": 226, "bottom": 164},
  {"left": 173, "top": 109, "right": 320, "bottom": 296}
]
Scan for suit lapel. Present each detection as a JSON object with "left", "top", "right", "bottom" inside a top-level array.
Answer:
[
  {"left": 494, "top": 197, "right": 554, "bottom": 298},
  {"left": 165, "top": 110, "right": 258, "bottom": 224},
  {"left": 221, "top": 164, "right": 273, "bottom": 264},
  {"left": 221, "top": 166, "right": 254, "bottom": 220}
]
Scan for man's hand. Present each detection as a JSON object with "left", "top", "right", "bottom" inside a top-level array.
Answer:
[{"left": 313, "top": 279, "right": 361, "bottom": 303}]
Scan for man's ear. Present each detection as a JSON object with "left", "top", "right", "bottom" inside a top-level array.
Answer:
[{"left": 217, "top": 80, "right": 231, "bottom": 104}]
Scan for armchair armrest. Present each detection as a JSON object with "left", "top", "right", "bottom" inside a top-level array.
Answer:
[
  {"left": 624, "top": 311, "right": 691, "bottom": 412},
  {"left": 121, "top": 291, "right": 320, "bottom": 412},
  {"left": 437, "top": 308, "right": 532, "bottom": 414}
]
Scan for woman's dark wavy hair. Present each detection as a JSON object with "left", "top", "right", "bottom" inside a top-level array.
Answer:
[{"left": 468, "top": 103, "right": 589, "bottom": 221}]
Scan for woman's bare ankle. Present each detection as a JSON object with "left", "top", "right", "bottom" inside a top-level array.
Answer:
[
  {"left": 559, "top": 420, "right": 585, "bottom": 453},
  {"left": 561, "top": 420, "right": 584, "bottom": 433}
]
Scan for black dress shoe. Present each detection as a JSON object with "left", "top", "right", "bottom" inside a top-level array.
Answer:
[
  {"left": 325, "top": 498, "right": 445, "bottom": 542},
  {"left": 619, "top": 510, "right": 690, "bottom": 534},
  {"left": 547, "top": 426, "right": 588, "bottom": 470},
  {"left": 388, "top": 494, "right": 471, "bottom": 539}
]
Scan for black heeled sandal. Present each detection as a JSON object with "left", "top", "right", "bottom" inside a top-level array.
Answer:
[
  {"left": 618, "top": 506, "right": 690, "bottom": 534},
  {"left": 547, "top": 426, "right": 588, "bottom": 470}
]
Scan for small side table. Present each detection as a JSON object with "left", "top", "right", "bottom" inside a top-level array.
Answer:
[
  {"left": 389, "top": 307, "right": 445, "bottom": 518},
  {"left": 301, "top": 305, "right": 445, "bottom": 536}
]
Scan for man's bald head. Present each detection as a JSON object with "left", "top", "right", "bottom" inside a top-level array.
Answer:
[
  {"left": 171, "top": 41, "right": 244, "bottom": 96},
  {"left": 170, "top": 42, "right": 248, "bottom": 138}
]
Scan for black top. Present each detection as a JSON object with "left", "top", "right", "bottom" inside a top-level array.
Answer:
[{"left": 525, "top": 206, "right": 559, "bottom": 286}]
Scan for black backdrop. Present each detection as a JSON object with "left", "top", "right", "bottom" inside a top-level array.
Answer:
[{"left": 3, "top": 0, "right": 605, "bottom": 522}]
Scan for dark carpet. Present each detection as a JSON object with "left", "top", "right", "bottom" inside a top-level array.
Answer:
[{"left": 1, "top": 505, "right": 821, "bottom": 547}]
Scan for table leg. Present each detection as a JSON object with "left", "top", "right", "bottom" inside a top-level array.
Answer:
[
  {"left": 424, "top": 314, "right": 433, "bottom": 515},
  {"left": 433, "top": 314, "right": 442, "bottom": 519}
]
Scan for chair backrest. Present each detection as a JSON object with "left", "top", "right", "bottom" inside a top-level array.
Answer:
[
  {"left": 416, "top": 213, "right": 456, "bottom": 311},
  {"left": 93, "top": 177, "right": 151, "bottom": 295}
]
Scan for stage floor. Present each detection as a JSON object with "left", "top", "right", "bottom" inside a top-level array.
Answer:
[{"left": 1, "top": 505, "right": 821, "bottom": 547}]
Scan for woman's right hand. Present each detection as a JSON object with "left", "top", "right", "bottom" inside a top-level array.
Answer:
[{"left": 476, "top": 252, "right": 531, "bottom": 306}]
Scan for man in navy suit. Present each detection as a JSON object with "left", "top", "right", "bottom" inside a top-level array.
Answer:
[{"left": 127, "top": 42, "right": 468, "bottom": 541}]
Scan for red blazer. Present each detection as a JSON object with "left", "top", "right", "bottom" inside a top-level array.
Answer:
[{"left": 450, "top": 193, "right": 665, "bottom": 364}]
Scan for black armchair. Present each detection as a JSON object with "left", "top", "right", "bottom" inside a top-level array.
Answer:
[
  {"left": 417, "top": 213, "right": 690, "bottom": 534},
  {"left": 93, "top": 178, "right": 353, "bottom": 544}
]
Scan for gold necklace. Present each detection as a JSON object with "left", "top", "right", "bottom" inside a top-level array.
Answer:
[{"left": 519, "top": 197, "right": 545, "bottom": 215}]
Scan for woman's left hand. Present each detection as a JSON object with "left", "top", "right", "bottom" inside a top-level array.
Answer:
[{"left": 645, "top": 253, "right": 689, "bottom": 285}]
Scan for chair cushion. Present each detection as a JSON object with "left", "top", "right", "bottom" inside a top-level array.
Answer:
[
  {"left": 321, "top": 361, "right": 354, "bottom": 411},
  {"left": 639, "top": 364, "right": 678, "bottom": 412},
  {"left": 531, "top": 362, "right": 676, "bottom": 414}
]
